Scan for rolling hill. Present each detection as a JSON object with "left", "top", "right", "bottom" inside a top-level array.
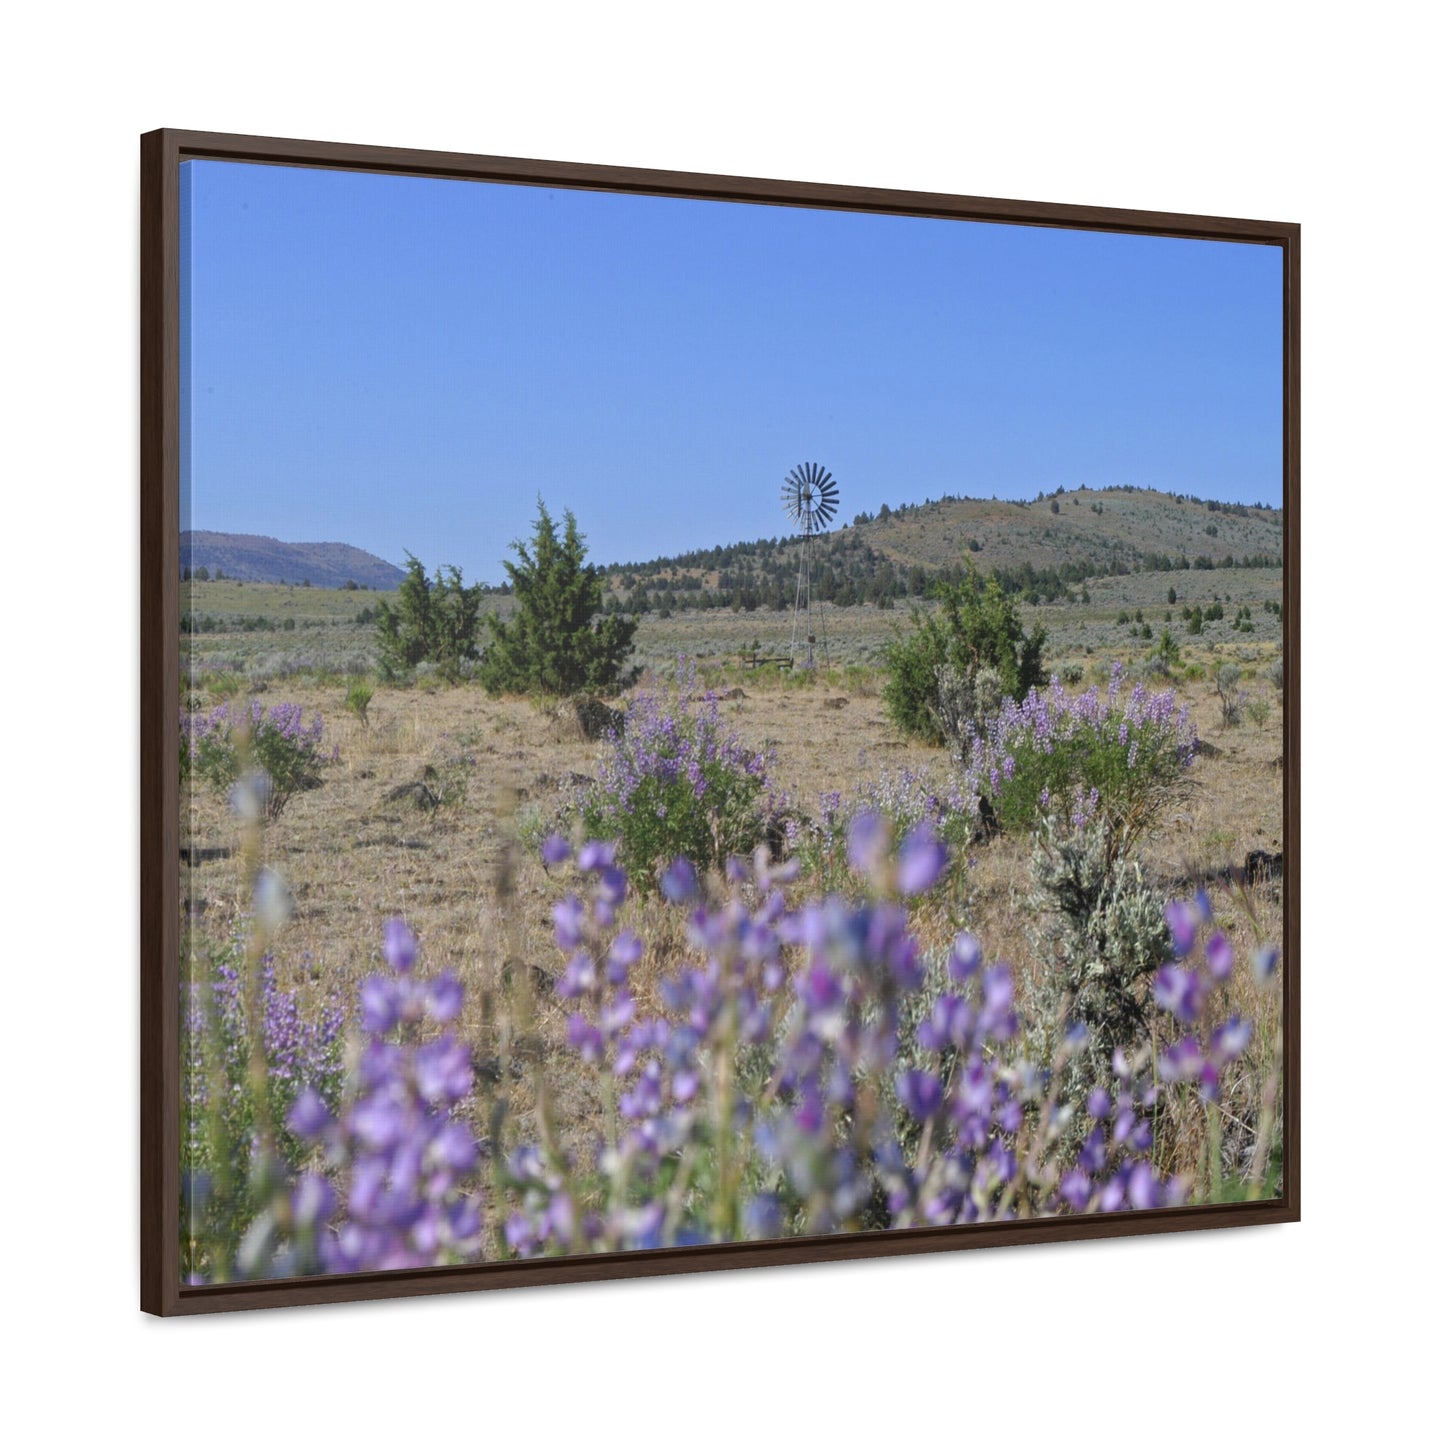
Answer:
[
  {"left": 181, "top": 532, "right": 405, "bottom": 590},
  {"left": 599, "top": 485, "right": 1283, "bottom": 609}
]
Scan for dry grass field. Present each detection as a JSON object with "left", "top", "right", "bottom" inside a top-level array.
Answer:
[
  {"left": 181, "top": 567, "right": 1284, "bottom": 677},
  {"left": 181, "top": 658, "right": 1284, "bottom": 1199}
]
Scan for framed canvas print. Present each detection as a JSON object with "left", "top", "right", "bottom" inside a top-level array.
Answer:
[{"left": 141, "top": 129, "right": 1300, "bottom": 1315}]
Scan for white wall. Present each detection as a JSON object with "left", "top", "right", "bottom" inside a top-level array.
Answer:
[{"left": 4, "top": 3, "right": 1437, "bottom": 1440}]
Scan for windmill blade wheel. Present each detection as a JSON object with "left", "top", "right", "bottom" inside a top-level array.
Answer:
[{"left": 783, "top": 461, "right": 838, "bottom": 535}]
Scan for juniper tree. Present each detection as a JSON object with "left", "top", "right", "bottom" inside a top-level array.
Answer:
[
  {"left": 374, "top": 553, "right": 483, "bottom": 683},
  {"left": 478, "top": 500, "right": 638, "bottom": 696},
  {"left": 882, "top": 560, "right": 1046, "bottom": 743}
]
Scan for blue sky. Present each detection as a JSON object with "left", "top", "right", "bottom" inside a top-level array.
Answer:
[{"left": 181, "top": 160, "right": 1282, "bottom": 586}]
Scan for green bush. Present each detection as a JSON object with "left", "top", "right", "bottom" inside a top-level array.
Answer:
[
  {"left": 1150, "top": 627, "right": 1181, "bottom": 672},
  {"left": 344, "top": 680, "right": 373, "bottom": 727},
  {"left": 955, "top": 672, "right": 1196, "bottom": 860},
  {"left": 374, "top": 554, "right": 483, "bottom": 683},
  {"left": 480, "top": 500, "right": 639, "bottom": 696},
  {"left": 182, "top": 700, "right": 331, "bottom": 821},
  {"left": 1215, "top": 663, "right": 1243, "bottom": 728},
  {"left": 882, "top": 563, "right": 1046, "bottom": 743},
  {"left": 579, "top": 664, "right": 774, "bottom": 886},
  {"left": 205, "top": 672, "right": 246, "bottom": 700}
]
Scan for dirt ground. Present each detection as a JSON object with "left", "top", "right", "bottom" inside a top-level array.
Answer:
[{"left": 181, "top": 669, "right": 1284, "bottom": 1190}]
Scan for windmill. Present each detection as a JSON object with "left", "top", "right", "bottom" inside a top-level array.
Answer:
[{"left": 781, "top": 461, "right": 839, "bottom": 666}]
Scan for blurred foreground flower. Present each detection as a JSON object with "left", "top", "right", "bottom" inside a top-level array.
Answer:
[{"left": 185, "top": 818, "right": 1281, "bottom": 1280}]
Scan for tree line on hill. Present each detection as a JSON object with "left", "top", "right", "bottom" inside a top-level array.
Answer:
[
  {"left": 599, "top": 544, "right": 1281, "bottom": 616},
  {"left": 594, "top": 487, "right": 1280, "bottom": 614}
]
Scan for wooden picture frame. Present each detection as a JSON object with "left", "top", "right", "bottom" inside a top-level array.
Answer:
[{"left": 141, "top": 128, "right": 1300, "bottom": 1316}]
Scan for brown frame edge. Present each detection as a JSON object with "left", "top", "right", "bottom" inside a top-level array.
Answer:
[
  {"left": 170, "top": 1199, "right": 1292, "bottom": 1315},
  {"left": 141, "top": 128, "right": 1300, "bottom": 1317}
]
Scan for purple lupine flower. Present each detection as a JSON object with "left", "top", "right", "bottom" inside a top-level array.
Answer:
[
  {"left": 896, "top": 824, "right": 948, "bottom": 895},
  {"left": 288, "top": 1088, "right": 331, "bottom": 1140},
  {"left": 1127, "top": 1163, "right": 1162, "bottom": 1210},
  {"left": 1254, "top": 945, "right": 1280, "bottom": 983},
  {"left": 600, "top": 992, "right": 636, "bottom": 1041},
  {"left": 1204, "top": 931, "right": 1234, "bottom": 982},
  {"left": 292, "top": 1173, "right": 335, "bottom": 1230},
  {"left": 567, "top": 1013, "right": 605, "bottom": 1064},
  {"left": 917, "top": 995, "right": 970, "bottom": 1051},
  {"left": 898, "top": 1069, "right": 944, "bottom": 1120},
  {"left": 949, "top": 932, "right": 983, "bottom": 981},
  {"left": 1098, "top": 1174, "right": 1128, "bottom": 1212},
  {"left": 1060, "top": 1170, "right": 1092, "bottom": 1211},
  {"left": 1159, "top": 1036, "right": 1205, "bottom": 1083},
  {"left": 350, "top": 1092, "right": 409, "bottom": 1150},
  {"left": 797, "top": 962, "right": 845, "bottom": 1015},
  {"left": 1164, "top": 899, "right": 1197, "bottom": 956},
  {"left": 553, "top": 897, "right": 585, "bottom": 950},
  {"left": 578, "top": 840, "right": 618, "bottom": 873},
  {"left": 606, "top": 930, "right": 643, "bottom": 984},
  {"left": 980, "top": 966, "right": 1017, "bottom": 1039},
  {"left": 232, "top": 923, "right": 490, "bottom": 1279},
  {"left": 541, "top": 833, "right": 572, "bottom": 867},
  {"left": 426, "top": 971, "right": 463, "bottom": 1023},
  {"left": 1154, "top": 964, "right": 1203, "bottom": 1023},
  {"left": 382, "top": 917, "right": 417, "bottom": 973},
  {"left": 1211, "top": 1016, "right": 1253, "bottom": 1064},
  {"left": 847, "top": 810, "right": 890, "bottom": 882},
  {"left": 555, "top": 951, "right": 597, "bottom": 1000},
  {"left": 432, "top": 1121, "right": 479, "bottom": 1173},
  {"left": 1079, "top": 1127, "right": 1108, "bottom": 1175},
  {"left": 660, "top": 857, "right": 700, "bottom": 904},
  {"left": 596, "top": 866, "right": 628, "bottom": 907},
  {"left": 413, "top": 1036, "right": 472, "bottom": 1106},
  {"left": 359, "top": 975, "right": 399, "bottom": 1035},
  {"left": 883, "top": 928, "right": 926, "bottom": 991},
  {"left": 199, "top": 855, "right": 1278, "bottom": 1281}
]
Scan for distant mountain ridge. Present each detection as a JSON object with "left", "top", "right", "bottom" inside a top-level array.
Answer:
[{"left": 181, "top": 532, "right": 405, "bottom": 590}]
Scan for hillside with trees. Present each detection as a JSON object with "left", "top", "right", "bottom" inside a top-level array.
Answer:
[{"left": 594, "top": 485, "right": 1281, "bottom": 616}]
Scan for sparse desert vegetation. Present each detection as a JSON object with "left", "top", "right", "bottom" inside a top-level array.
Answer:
[{"left": 179, "top": 490, "right": 1285, "bottom": 1284}]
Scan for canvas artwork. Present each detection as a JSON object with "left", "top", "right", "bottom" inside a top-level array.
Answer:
[{"left": 161, "top": 144, "right": 1293, "bottom": 1302}]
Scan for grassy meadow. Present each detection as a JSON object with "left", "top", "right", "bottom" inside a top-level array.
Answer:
[{"left": 182, "top": 565, "right": 1285, "bottom": 676}]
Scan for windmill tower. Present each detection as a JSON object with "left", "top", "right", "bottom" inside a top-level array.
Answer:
[{"left": 781, "top": 462, "right": 839, "bottom": 667}]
